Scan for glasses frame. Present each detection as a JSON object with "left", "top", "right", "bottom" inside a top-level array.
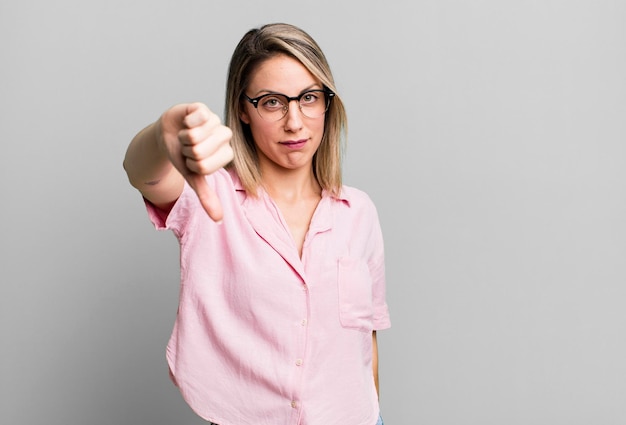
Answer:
[{"left": 243, "top": 88, "right": 335, "bottom": 122}]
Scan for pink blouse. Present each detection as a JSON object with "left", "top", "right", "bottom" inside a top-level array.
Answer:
[{"left": 145, "top": 168, "right": 390, "bottom": 425}]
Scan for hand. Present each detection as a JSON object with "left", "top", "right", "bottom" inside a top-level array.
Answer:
[{"left": 158, "top": 102, "right": 234, "bottom": 222}]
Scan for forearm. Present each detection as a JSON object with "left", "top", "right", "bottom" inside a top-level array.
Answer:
[
  {"left": 123, "top": 121, "right": 171, "bottom": 187},
  {"left": 372, "top": 331, "right": 379, "bottom": 398},
  {"left": 123, "top": 120, "right": 184, "bottom": 208}
]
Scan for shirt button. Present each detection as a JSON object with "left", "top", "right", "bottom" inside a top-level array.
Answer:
[
  {"left": 302, "top": 284, "right": 308, "bottom": 291},
  {"left": 295, "top": 359, "right": 303, "bottom": 366},
  {"left": 291, "top": 401, "right": 297, "bottom": 408},
  {"left": 301, "top": 319, "right": 307, "bottom": 326}
]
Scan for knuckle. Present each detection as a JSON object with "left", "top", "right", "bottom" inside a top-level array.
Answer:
[
  {"left": 224, "top": 145, "right": 234, "bottom": 161},
  {"left": 189, "top": 143, "right": 203, "bottom": 157},
  {"left": 185, "top": 158, "right": 199, "bottom": 173},
  {"left": 195, "top": 159, "right": 214, "bottom": 175},
  {"left": 187, "top": 127, "right": 202, "bottom": 144}
]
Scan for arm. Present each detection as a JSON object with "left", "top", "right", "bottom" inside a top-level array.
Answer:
[
  {"left": 372, "top": 330, "right": 379, "bottom": 398},
  {"left": 123, "top": 103, "right": 233, "bottom": 220},
  {"left": 123, "top": 120, "right": 184, "bottom": 211}
]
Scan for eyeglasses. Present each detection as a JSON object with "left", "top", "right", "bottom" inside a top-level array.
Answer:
[{"left": 243, "top": 88, "right": 335, "bottom": 122}]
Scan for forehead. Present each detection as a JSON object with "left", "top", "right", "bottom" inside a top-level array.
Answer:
[{"left": 248, "top": 54, "right": 320, "bottom": 95}]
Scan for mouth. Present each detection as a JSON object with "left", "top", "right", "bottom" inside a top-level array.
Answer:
[{"left": 280, "top": 139, "right": 308, "bottom": 149}]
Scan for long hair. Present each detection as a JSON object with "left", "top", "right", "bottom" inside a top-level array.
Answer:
[{"left": 224, "top": 23, "right": 347, "bottom": 197}]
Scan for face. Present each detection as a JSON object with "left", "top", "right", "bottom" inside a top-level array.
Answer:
[{"left": 240, "top": 54, "right": 326, "bottom": 175}]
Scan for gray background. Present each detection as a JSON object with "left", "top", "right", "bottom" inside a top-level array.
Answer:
[{"left": 1, "top": 1, "right": 625, "bottom": 424}]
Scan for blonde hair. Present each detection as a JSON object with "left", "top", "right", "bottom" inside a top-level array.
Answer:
[{"left": 224, "top": 23, "right": 347, "bottom": 197}]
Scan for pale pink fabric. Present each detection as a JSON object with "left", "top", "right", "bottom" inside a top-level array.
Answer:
[{"left": 145, "top": 168, "right": 390, "bottom": 425}]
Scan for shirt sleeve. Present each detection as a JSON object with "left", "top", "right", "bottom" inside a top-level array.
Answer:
[
  {"left": 144, "top": 181, "right": 198, "bottom": 238},
  {"left": 366, "top": 198, "right": 392, "bottom": 331}
]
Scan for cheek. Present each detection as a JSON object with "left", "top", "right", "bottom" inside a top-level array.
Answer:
[
  {"left": 315, "top": 119, "right": 326, "bottom": 140},
  {"left": 249, "top": 120, "right": 276, "bottom": 143}
]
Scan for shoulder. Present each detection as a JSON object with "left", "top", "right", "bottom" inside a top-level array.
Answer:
[
  {"left": 336, "top": 184, "right": 378, "bottom": 210},
  {"left": 328, "top": 184, "right": 381, "bottom": 225},
  {"left": 169, "top": 169, "right": 242, "bottom": 229},
  {"left": 211, "top": 167, "right": 240, "bottom": 190}
]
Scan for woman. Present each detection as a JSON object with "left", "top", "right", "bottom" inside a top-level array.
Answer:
[{"left": 123, "top": 23, "right": 390, "bottom": 425}]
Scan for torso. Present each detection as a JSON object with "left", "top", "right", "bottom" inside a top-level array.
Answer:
[{"left": 150, "top": 169, "right": 390, "bottom": 424}]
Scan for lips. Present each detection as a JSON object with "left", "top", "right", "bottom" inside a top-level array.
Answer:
[{"left": 280, "top": 139, "right": 308, "bottom": 149}]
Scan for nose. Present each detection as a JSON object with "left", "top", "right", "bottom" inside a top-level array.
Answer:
[{"left": 283, "top": 99, "right": 303, "bottom": 131}]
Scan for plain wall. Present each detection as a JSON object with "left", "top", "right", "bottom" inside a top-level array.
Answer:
[{"left": 1, "top": 1, "right": 625, "bottom": 424}]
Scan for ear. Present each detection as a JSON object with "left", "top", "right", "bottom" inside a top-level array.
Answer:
[
  {"left": 240, "top": 102, "right": 251, "bottom": 124},
  {"left": 240, "top": 111, "right": 251, "bottom": 124}
]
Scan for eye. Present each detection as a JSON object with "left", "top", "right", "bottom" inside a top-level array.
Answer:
[
  {"left": 301, "top": 92, "right": 320, "bottom": 105},
  {"left": 260, "top": 95, "right": 286, "bottom": 110}
]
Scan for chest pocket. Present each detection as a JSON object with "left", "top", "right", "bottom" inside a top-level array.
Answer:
[{"left": 337, "top": 257, "right": 374, "bottom": 332}]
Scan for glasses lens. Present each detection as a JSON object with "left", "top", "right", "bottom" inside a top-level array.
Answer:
[
  {"left": 255, "top": 90, "right": 331, "bottom": 121},
  {"left": 256, "top": 94, "right": 289, "bottom": 122},
  {"left": 299, "top": 90, "right": 329, "bottom": 119}
]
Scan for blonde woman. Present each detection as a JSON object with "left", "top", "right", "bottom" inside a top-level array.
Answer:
[{"left": 124, "top": 23, "right": 390, "bottom": 425}]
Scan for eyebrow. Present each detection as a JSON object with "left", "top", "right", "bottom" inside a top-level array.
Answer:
[{"left": 249, "top": 83, "right": 323, "bottom": 97}]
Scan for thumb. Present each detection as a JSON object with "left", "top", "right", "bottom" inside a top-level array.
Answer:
[{"left": 187, "top": 174, "right": 224, "bottom": 223}]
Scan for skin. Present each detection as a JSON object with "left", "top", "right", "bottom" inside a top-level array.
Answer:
[
  {"left": 123, "top": 53, "right": 380, "bottom": 397},
  {"left": 240, "top": 55, "right": 326, "bottom": 257},
  {"left": 123, "top": 102, "right": 233, "bottom": 220}
]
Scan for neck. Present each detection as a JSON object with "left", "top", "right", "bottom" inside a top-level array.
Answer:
[{"left": 261, "top": 166, "right": 321, "bottom": 203}]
